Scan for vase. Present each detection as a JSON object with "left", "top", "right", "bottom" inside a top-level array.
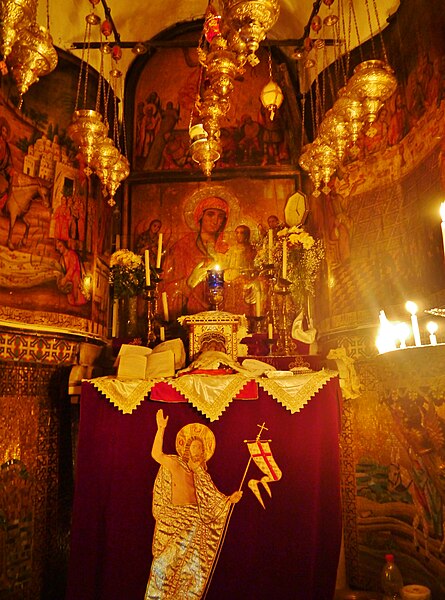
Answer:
[{"left": 118, "top": 295, "right": 139, "bottom": 339}]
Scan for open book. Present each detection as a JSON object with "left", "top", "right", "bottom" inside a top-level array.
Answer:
[{"left": 115, "top": 344, "right": 175, "bottom": 379}]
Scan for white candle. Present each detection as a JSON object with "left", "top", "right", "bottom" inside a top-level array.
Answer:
[
  {"left": 161, "top": 291, "right": 169, "bottom": 322},
  {"left": 156, "top": 233, "right": 163, "bottom": 269},
  {"left": 160, "top": 326, "right": 165, "bottom": 342},
  {"left": 440, "top": 203, "right": 445, "bottom": 258},
  {"left": 427, "top": 321, "right": 438, "bottom": 346},
  {"left": 268, "top": 323, "right": 273, "bottom": 339},
  {"left": 268, "top": 229, "right": 273, "bottom": 263},
  {"left": 282, "top": 238, "right": 288, "bottom": 279},
  {"left": 255, "top": 290, "right": 261, "bottom": 317},
  {"left": 406, "top": 301, "right": 421, "bottom": 346},
  {"left": 144, "top": 250, "right": 150, "bottom": 286},
  {"left": 115, "top": 234, "right": 121, "bottom": 250}
]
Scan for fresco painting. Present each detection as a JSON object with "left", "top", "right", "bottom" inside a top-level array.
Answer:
[
  {"left": 0, "top": 53, "right": 112, "bottom": 336},
  {"left": 132, "top": 45, "right": 294, "bottom": 172}
]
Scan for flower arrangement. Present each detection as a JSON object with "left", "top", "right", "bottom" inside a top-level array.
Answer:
[
  {"left": 109, "top": 249, "right": 145, "bottom": 298},
  {"left": 255, "top": 226, "right": 325, "bottom": 311}
]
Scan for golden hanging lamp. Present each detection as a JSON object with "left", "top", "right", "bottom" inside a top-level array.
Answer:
[
  {"left": 318, "top": 109, "right": 350, "bottom": 160},
  {"left": 8, "top": 22, "right": 58, "bottom": 107},
  {"left": 332, "top": 88, "right": 364, "bottom": 143},
  {"left": 346, "top": 59, "right": 397, "bottom": 123},
  {"left": 105, "top": 155, "right": 130, "bottom": 206},
  {"left": 0, "top": 0, "right": 37, "bottom": 61},
  {"left": 223, "top": 0, "right": 280, "bottom": 67},
  {"left": 191, "top": 138, "right": 222, "bottom": 178}
]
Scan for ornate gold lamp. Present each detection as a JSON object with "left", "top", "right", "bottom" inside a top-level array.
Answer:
[
  {"left": 346, "top": 59, "right": 397, "bottom": 123},
  {"left": 318, "top": 108, "right": 350, "bottom": 160},
  {"left": 0, "top": 0, "right": 37, "bottom": 61},
  {"left": 189, "top": 127, "right": 222, "bottom": 177},
  {"left": 223, "top": 0, "right": 280, "bottom": 66},
  {"left": 298, "top": 144, "right": 322, "bottom": 197},
  {"left": 7, "top": 22, "right": 58, "bottom": 108},
  {"left": 68, "top": 0, "right": 130, "bottom": 205},
  {"left": 332, "top": 87, "right": 364, "bottom": 143}
]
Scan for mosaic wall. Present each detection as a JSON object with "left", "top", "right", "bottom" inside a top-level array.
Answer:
[{"left": 0, "top": 331, "right": 82, "bottom": 600}]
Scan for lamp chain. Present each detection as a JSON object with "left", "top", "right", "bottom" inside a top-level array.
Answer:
[
  {"left": 348, "top": 0, "right": 363, "bottom": 65},
  {"left": 46, "top": 0, "right": 51, "bottom": 31},
  {"left": 95, "top": 30, "right": 104, "bottom": 114},
  {"left": 364, "top": 0, "right": 377, "bottom": 59},
  {"left": 371, "top": 0, "right": 390, "bottom": 64}
]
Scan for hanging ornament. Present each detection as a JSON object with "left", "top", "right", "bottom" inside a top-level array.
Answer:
[
  {"left": 111, "top": 44, "right": 122, "bottom": 62},
  {"left": 259, "top": 51, "right": 284, "bottom": 121},
  {"left": 311, "top": 15, "right": 322, "bottom": 34},
  {"left": 101, "top": 19, "right": 112, "bottom": 38}
]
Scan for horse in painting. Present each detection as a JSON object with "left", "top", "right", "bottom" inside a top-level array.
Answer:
[{"left": 2, "top": 183, "right": 50, "bottom": 251}]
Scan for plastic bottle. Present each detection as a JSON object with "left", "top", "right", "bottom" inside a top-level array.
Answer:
[{"left": 381, "top": 554, "right": 404, "bottom": 599}]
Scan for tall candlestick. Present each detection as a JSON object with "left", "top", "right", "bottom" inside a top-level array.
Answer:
[
  {"left": 144, "top": 250, "right": 150, "bottom": 286},
  {"left": 111, "top": 298, "right": 118, "bottom": 338},
  {"left": 441, "top": 203, "right": 445, "bottom": 258},
  {"left": 156, "top": 233, "right": 163, "bottom": 269},
  {"left": 282, "top": 238, "right": 288, "bottom": 279},
  {"left": 268, "top": 229, "right": 273, "bottom": 263},
  {"left": 115, "top": 234, "right": 121, "bottom": 250},
  {"left": 161, "top": 291, "right": 169, "bottom": 322},
  {"left": 406, "top": 301, "right": 421, "bottom": 346},
  {"left": 255, "top": 290, "right": 261, "bottom": 317}
]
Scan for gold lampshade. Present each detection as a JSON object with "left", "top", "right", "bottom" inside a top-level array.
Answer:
[
  {"left": 332, "top": 89, "right": 364, "bottom": 143},
  {"left": 205, "top": 47, "right": 239, "bottom": 98},
  {"left": 223, "top": 0, "right": 280, "bottom": 66},
  {"left": 68, "top": 109, "right": 108, "bottom": 149},
  {"left": 191, "top": 137, "right": 221, "bottom": 177},
  {"left": 105, "top": 155, "right": 130, "bottom": 205},
  {"left": 346, "top": 59, "right": 397, "bottom": 123},
  {"left": 93, "top": 137, "right": 120, "bottom": 172},
  {"left": 8, "top": 22, "right": 58, "bottom": 105},
  {"left": 199, "top": 90, "right": 230, "bottom": 140},
  {"left": 0, "top": 0, "right": 37, "bottom": 60},
  {"left": 298, "top": 144, "right": 322, "bottom": 197},
  {"left": 319, "top": 109, "right": 350, "bottom": 160},
  {"left": 260, "top": 79, "right": 284, "bottom": 121}
]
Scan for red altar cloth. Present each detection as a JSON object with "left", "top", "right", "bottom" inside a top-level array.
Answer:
[{"left": 66, "top": 378, "right": 342, "bottom": 600}]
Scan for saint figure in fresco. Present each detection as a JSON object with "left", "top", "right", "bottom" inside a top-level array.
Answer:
[
  {"left": 162, "top": 196, "right": 229, "bottom": 318},
  {"left": 55, "top": 239, "right": 88, "bottom": 306},
  {"left": 145, "top": 410, "right": 242, "bottom": 600},
  {"left": 223, "top": 224, "right": 257, "bottom": 314},
  {"left": 136, "top": 218, "right": 162, "bottom": 264},
  {"left": 224, "top": 225, "right": 256, "bottom": 280}
]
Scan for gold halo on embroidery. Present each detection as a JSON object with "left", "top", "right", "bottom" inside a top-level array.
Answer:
[{"left": 176, "top": 422, "right": 216, "bottom": 462}]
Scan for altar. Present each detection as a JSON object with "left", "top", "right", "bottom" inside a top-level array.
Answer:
[{"left": 66, "top": 369, "right": 342, "bottom": 600}]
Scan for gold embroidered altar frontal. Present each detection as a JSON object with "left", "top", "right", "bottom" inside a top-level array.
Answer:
[{"left": 86, "top": 369, "right": 338, "bottom": 421}]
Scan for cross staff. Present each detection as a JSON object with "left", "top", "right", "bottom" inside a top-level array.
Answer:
[
  {"left": 203, "top": 422, "right": 271, "bottom": 599},
  {"left": 238, "top": 422, "right": 271, "bottom": 491}
]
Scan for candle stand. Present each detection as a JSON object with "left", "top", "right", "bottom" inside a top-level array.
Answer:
[
  {"left": 272, "top": 277, "right": 297, "bottom": 356},
  {"left": 145, "top": 285, "right": 157, "bottom": 344},
  {"left": 146, "top": 268, "right": 164, "bottom": 345},
  {"left": 207, "top": 268, "right": 225, "bottom": 311}
]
